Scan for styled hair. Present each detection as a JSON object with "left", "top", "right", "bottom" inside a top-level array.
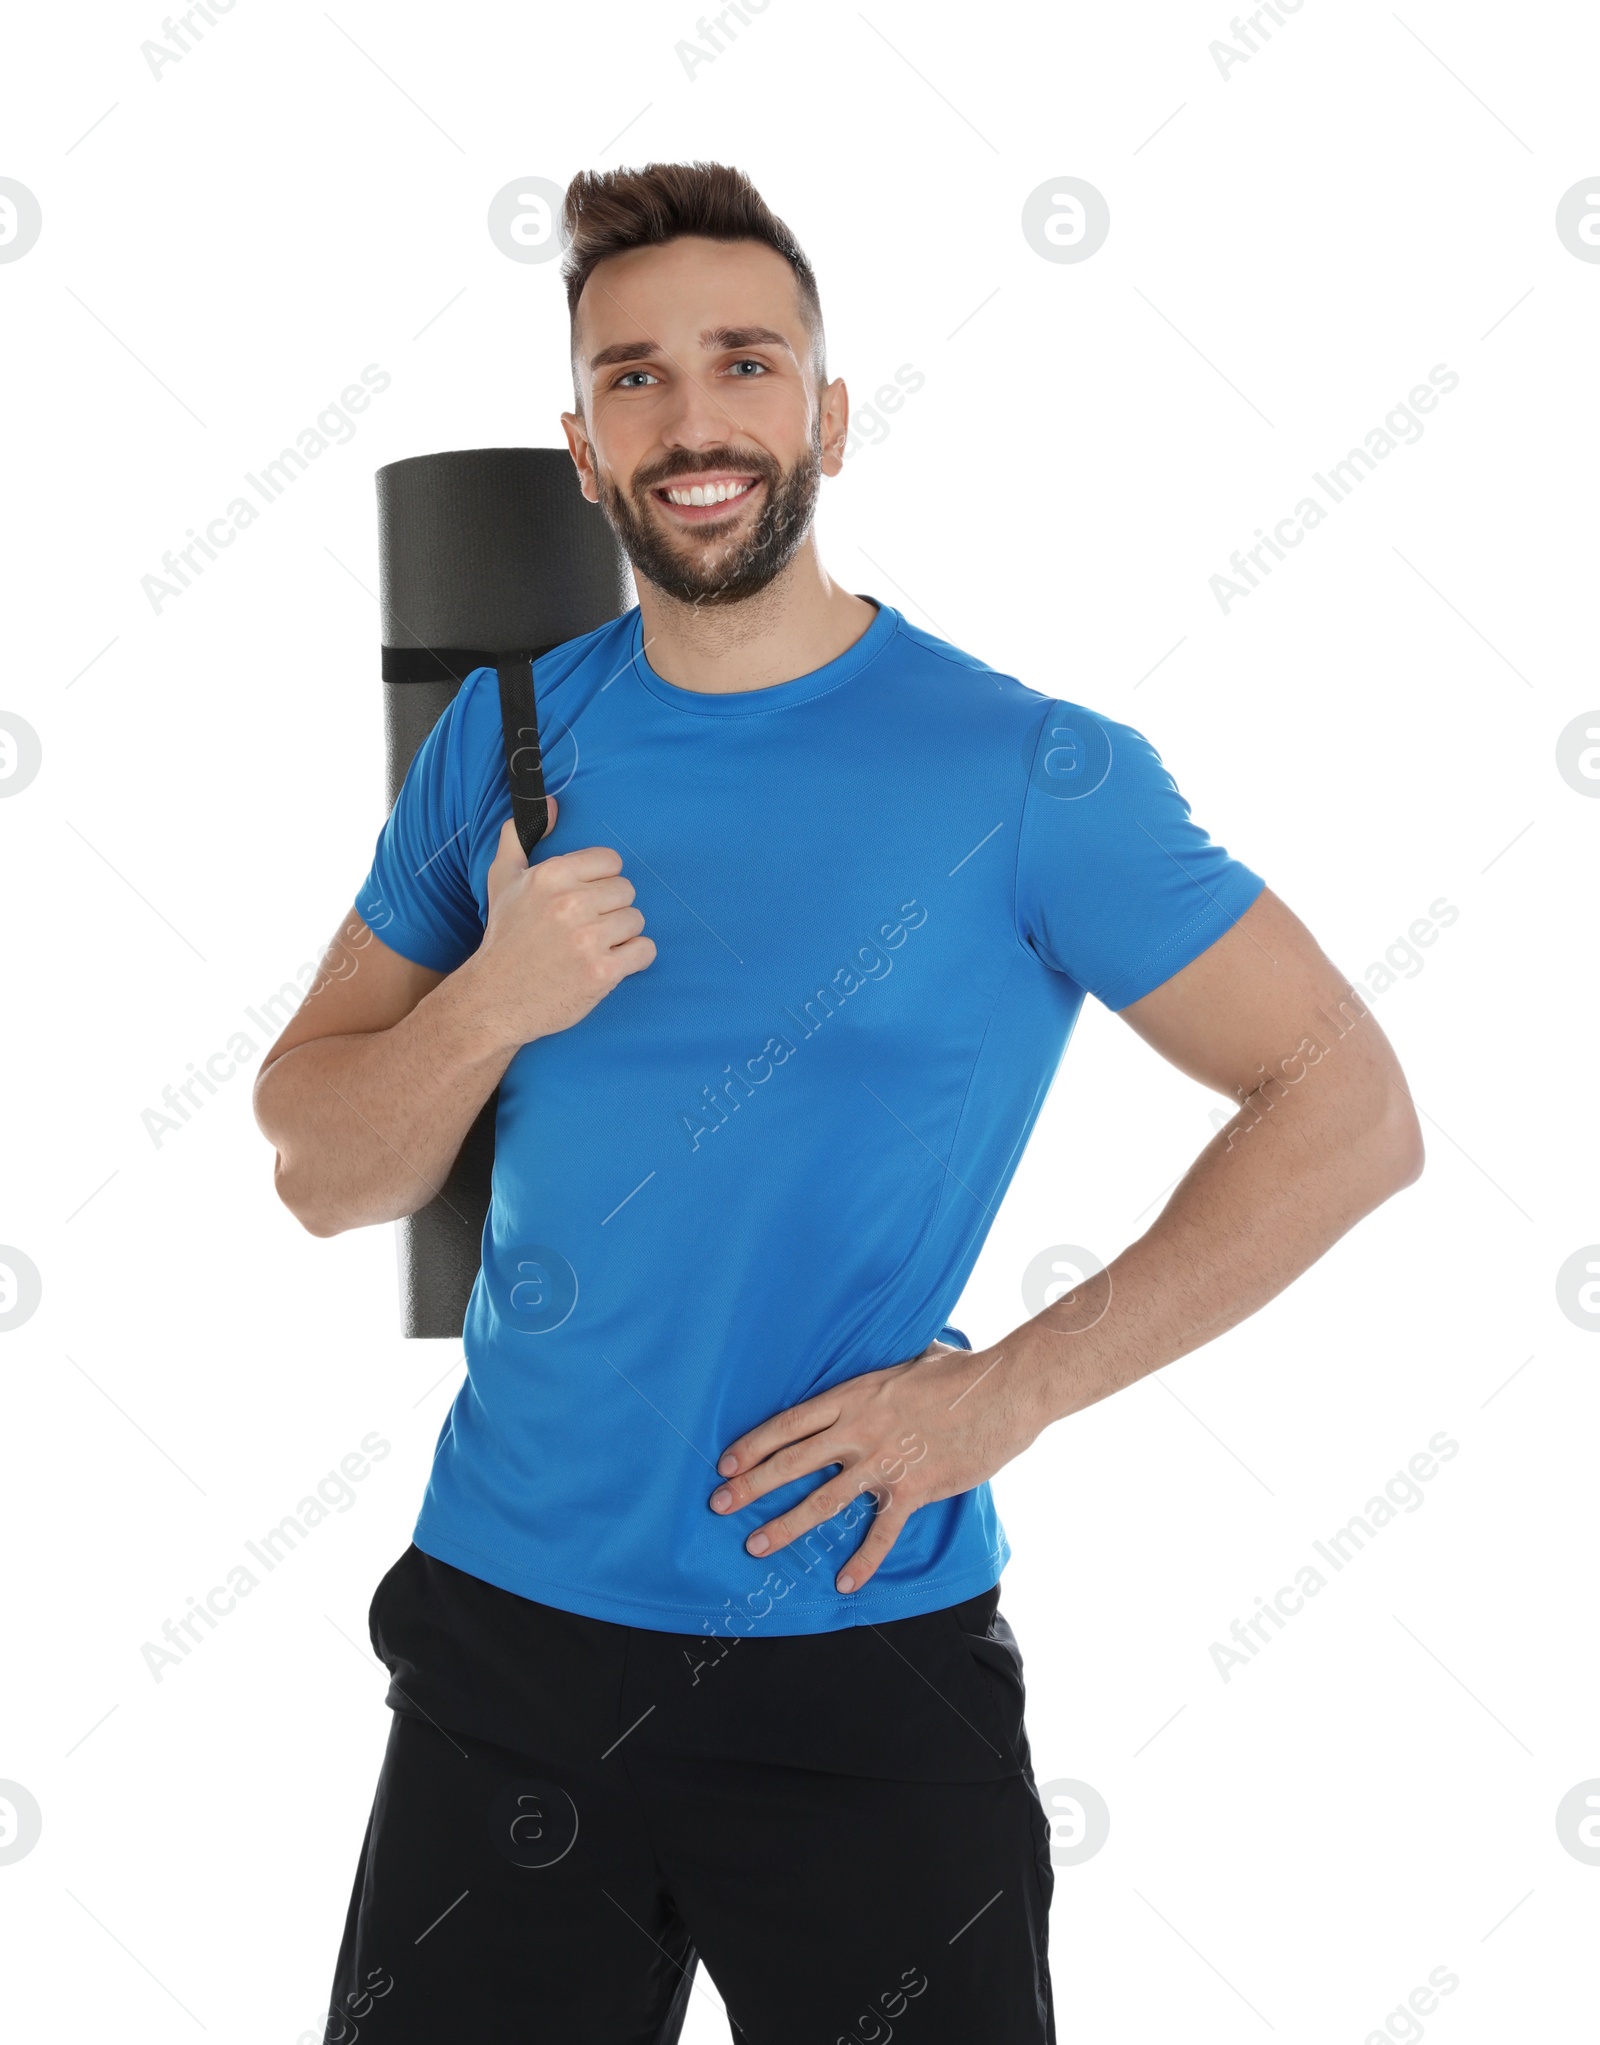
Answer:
[{"left": 561, "top": 161, "right": 826, "bottom": 396}]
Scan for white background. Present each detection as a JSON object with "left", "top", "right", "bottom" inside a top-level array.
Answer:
[{"left": 3, "top": 0, "right": 1597, "bottom": 2038}]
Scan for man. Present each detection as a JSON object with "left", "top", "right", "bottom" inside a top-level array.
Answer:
[{"left": 255, "top": 161, "right": 1422, "bottom": 2044}]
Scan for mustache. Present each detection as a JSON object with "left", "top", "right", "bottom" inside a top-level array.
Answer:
[{"left": 633, "top": 448, "right": 779, "bottom": 492}]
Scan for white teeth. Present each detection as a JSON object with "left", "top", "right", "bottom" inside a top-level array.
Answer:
[{"left": 664, "top": 479, "right": 751, "bottom": 506}]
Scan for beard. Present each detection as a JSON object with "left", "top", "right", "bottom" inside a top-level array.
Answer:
[{"left": 593, "top": 422, "right": 822, "bottom": 608}]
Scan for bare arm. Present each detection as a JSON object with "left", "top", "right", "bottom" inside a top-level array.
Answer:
[
  {"left": 252, "top": 925, "right": 505, "bottom": 1238},
  {"left": 1014, "top": 883, "right": 1425, "bottom": 1424},
  {"left": 704, "top": 887, "right": 1427, "bottom": 1595},
  {"left": 253, "top": 803, "right": 655, "bottom": 1237}
]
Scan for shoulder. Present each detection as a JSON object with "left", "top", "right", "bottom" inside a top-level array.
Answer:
[
  {"left": 862, "top": 611, "right": 1191, "bottom": 793},
  {"left": 874, "top": 614, "right": 1162, "bottom": 796},
  {"left": 874, "top": 610, "right": 1056, "bottom": 743},
  {"left": 885, "top": 611, "right": 1040, "bottom": 698}
]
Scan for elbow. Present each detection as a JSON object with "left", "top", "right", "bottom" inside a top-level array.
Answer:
[
  {"left": 295, "top": 1210, "right": 347, "bottom": 1241},
  {"left": 1368, "top": 1073, "right": 1425, "bottom": 1196},
  {"left": 271, "top": 1153, "right": 348, "bottom": 1239},
  {"left": 258, "top": 1085, "right": 351, "bottom": 1237}
]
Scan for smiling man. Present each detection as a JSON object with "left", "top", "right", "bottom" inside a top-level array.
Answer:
[{"left": 255, "top": 161, "right": 1422, "bottom": 2043}]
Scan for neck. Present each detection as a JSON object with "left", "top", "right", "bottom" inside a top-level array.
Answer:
[{"left": 633, "top": 537, "right": 878, "bottom": 694}]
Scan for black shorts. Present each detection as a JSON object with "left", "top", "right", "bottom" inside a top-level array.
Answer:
[{"left": 322, "top": 1544, "right": 1056, "bottom": 2044}]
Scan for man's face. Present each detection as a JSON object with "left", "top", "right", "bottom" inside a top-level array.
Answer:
[{"left": 561, "top": 237, "right": 846, "bottom": 607}]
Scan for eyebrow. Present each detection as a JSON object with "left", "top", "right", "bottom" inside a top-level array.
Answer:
[
  {"left": 701, "top": 325, "right": 794, "bottom": 355},
  {"left": 587, "top": 325, "right": 797, "bottom": 371}
]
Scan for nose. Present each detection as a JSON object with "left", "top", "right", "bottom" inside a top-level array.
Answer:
[{"left": 656, "top": 363, "right": 742, "bottom": 453}]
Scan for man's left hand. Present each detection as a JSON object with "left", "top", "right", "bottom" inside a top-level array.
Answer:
[{"left": 708, "top": 1338, "right": 1046, "bottom": 1595}]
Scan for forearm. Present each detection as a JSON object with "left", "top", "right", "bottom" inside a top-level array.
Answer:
[
  {"left": 1013, "top": 1065, "right": 1424, "bottom": 1432},
  {"left": 255, "top": 956, "right": 519, "bottom": 1237}
]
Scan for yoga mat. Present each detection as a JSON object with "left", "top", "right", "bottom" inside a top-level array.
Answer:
[{"left": 375, "top": 447, "right": 630, "bottom": 1336}]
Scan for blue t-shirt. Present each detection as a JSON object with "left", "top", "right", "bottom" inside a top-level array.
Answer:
[{"left": 355, "top": 599, "right": 1265, "bottom": 1637}]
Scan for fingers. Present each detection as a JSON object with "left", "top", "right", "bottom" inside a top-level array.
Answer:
[
  {"left": 609, "top": 933, "right": 657, "bottom": 977},
  {"left": 490, "top": 815, "right": 608, "bottom": 897},
  {"left": 734, "top": 1472, "right": 873, "bottom": 1557},
  {"left": 710, "top": 1430, "right": 837, "bottom": 1515},
  {"left": 716, "top": 1395, "right": 837, "bottom": 1482},
  {"left": 584, "top": 875, "right": 639, "bottom": 915},
  {"left": 707, "top": 1384, "right": 924, "bottom": 1592},
  {"left": 833, "top": 1499, "right": 911, "bottom": 1594},
  {"left": 540, "top": 843, "right": 627, "bottom": 883},
  {"left": 594, "top": 903, "right": 647, "bottom": 946},
  {"left": 492, "top": 818, "right": 627, "bottom": 887},
  {"left": 744, "top": 1476, "right": 909, "bottom": 1598}
]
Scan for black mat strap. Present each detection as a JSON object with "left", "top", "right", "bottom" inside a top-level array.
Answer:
[
  {"left": 497, "top": 652, "right": 551, "bottom": 856},
  {"left": 382, "top": 644, "right": 503, "bottom": 685}
]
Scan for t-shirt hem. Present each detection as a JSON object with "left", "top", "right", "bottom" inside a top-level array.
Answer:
[
  {"left": 1099, "top": 867, "right": 1267, "bottom": 1010},
  {"left": 411, "top": 1516, "right": 1011, "bottom": 1636},
  {"left": 353, "top": 888, "right": 473, "bottom": 977}
]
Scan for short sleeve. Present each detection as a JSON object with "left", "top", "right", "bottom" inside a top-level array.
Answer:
[
  {"left": 1015, "top": 700, "right": 1266, "bottom": 1010},
  {"left": 353, "top": 674, "right": 487, "bottom": 974}
]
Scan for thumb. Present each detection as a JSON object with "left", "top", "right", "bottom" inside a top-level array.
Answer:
[
  {"left": 492, "top": 794, "right": 558, "bottom": 860},
  {"left": 488, "top": 794, "right": 559, "bottom": 894},
  {"left": 491, "top": 814, "right": 528, "bottom": 870},
  {"left": 486, "top": 815, "right": 529, "bottom": 914}
]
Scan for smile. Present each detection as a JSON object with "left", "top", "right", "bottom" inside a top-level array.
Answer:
[{"left": 651, "top": 474, "right": 761, "bottom": 520}]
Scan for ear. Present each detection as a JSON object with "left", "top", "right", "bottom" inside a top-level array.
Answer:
[
  {"left": 819, "top": 375, "right": 851, "bottom": 477},
  {"left": 560, "top": 410, "right": 599, "bottom": 503}
]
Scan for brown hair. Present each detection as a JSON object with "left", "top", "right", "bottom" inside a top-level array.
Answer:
[{"left": 561, "top": 161, "right": 826, "bottom": 396}]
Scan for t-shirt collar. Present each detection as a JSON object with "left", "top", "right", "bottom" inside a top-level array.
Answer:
[{"left": 628, "top": 594, "right": 896, "bottom": 715}]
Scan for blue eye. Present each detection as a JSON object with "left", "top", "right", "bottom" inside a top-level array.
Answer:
[
  {"left": 729, "top": 359, "right": 767, "bottom": 376},
  {"left": 616, "top": 369, "right": 657, "bottom": 387}
]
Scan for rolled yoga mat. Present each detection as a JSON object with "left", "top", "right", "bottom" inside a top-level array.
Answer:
[{"left": 375, "top": 447, "right": 631, "bottom": 1337}]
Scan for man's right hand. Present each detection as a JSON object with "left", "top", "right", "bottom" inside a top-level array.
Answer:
[
  {"left": 254, "top": 793, "right": 657, "bottom": 1235},
  {"left": 471, "top": 795, "right": 657, "bottom": 1050}
]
